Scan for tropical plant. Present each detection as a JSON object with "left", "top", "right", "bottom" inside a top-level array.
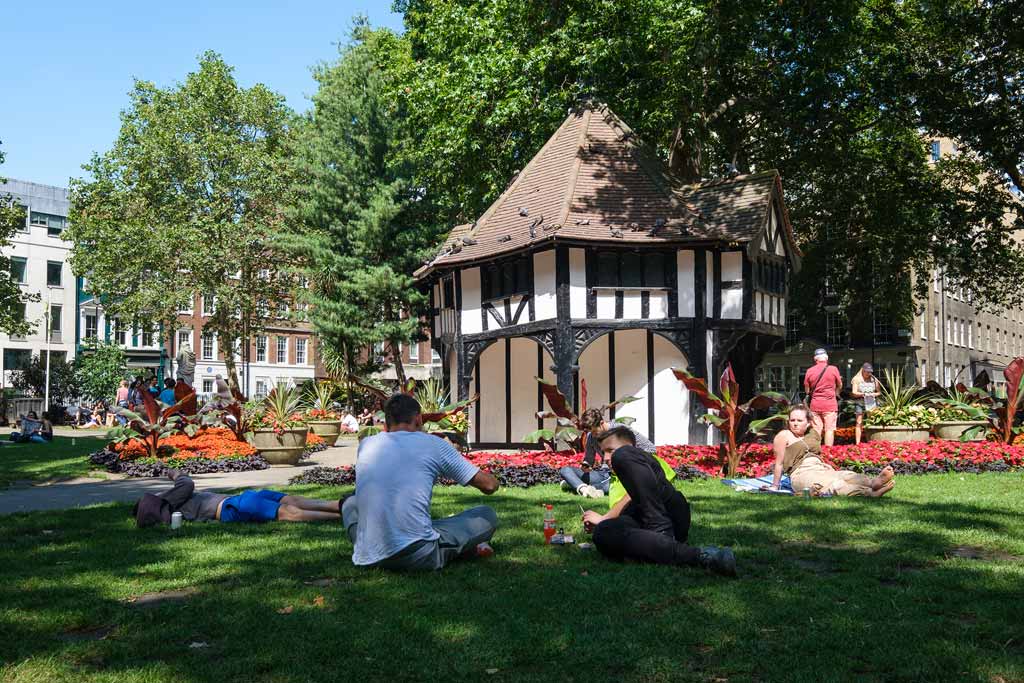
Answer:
[
  {"left": 523, "top": 378, "right": 638, "bottom": 451},
  {"left": 254, "top": 384, "right": 306, "bottom": 434},
  {"left": 932, "top": 357, "right": 1024, "bottom": 442},
  {"left": 414, "top": 378, "right": 448, "bottom": 413},
  {"left": 304, "top": 381, "right": 340, "bottom": 420},
  {"left": 108, "top": 385, "right": 197, "bottom": 459},
  {"left": 672, "top": 364, "right": 790, "bottom": 477},
  {"left": 864, "top": 369, "right": 937, "bottom": 429}
]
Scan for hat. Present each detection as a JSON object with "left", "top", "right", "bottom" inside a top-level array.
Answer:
[
  {"left": 813, "top": 348, "right": 827, "bottom": 357},
  {"left": 134, "top": 494, "right": 171, "bottom": 528},
  {"left": 862, "top": 362, "right": 873, "bottom": 372}
]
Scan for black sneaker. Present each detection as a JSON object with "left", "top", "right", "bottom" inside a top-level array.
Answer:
[{"left": 698, "top": 546, "right": 737, "bottom": 577}]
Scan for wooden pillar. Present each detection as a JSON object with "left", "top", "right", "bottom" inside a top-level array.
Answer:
[
  {"left": 690, "top": 249, "right": 710, "bottom": 445},
  {"left": 554, "top": 245, "right": 575, "bottom": 408}
]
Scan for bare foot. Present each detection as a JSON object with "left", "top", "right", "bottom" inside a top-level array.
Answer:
[
  {"left": 870, "top": 479, "right": 895, "bottom": 498},
  {"left": 871, "top": 465, "right": 895, "bottom": 490}
]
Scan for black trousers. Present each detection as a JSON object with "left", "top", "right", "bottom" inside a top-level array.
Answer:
[{"left": 592, "top": 446, "right": 700, "bottom": 566}]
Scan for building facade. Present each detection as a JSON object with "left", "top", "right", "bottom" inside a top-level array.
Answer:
[
  {"left": 0, "top": 179, "right": 77, "bottom": 386},
  {"left": 166, "top": 293, "right": 319, "bottom": 400},
  {"left": 418, "top": 103, "right": 800, "bottom": 448}
]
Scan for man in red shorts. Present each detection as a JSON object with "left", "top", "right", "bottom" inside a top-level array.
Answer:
[{"left": 803, "top": 348, "right": 843, "bottom": 446}]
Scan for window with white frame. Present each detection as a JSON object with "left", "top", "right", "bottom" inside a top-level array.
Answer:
[
  {"left": 921, "top": 360, "right": 928, "bottom": 385},
  {"left": 201, "top": 333, "right": 215, "bottom": 360},
  {"left": 255, "top": 379, "right": 269, "bottom": 399},
  {"left": 933, "top": 270, "right": 940, "bottom": 293},
  {"left": 934, "top": 362, "right": 940, "bottom": 383},
  {"left": 256, "top": 336, "right": 267, "bottom": 362},
  {"left": 142, "top": 328, "right": 154, "bottom": 347},
  {"left": 946, "top": 316, "right": 951, "bottom": 344},
  {"left": 85, "top": 313, "right": 98, "bottom": 339},
  {"left": 431, "top": 348, "right": 440, "bottom": 363},
  {"left": 296, "top": 338, "right": 307, "bottom": 365},
  {"left": 919, "top": 312, "right": 926, "bottom": 340},
  {"left": 114, "top": 319, "right": 126, "bottom": 346},
  {"left": 178, "top": 296, "right": 193, "bottom": 314},
  {"left": 934, "top": 312, "right": 939, "bottom": 339},
  {"left": 968, "top": 322, "right": 973, "bottom": 349},
  {"left": 177, "top": 329, "right": 192, "bottom": 351},
  {"left": 960, "top": 320, "right": 965, "bottom": 348},
  {"left": 202, "top": 293, "right": 215, "bottom": 316},
  {"left": 944, "top": 363, "right": 951, "bottom": 387},
  {"left": 408, "top": 341, "right": 419, "bottom": 362},
  {"left": 277, "top": 336, "right": 288, "bottom": 364},
  {"left": 202, "top": 378, "right": 214, "bottom": 394},
  {"left": 987, "top": 326, "right": 992, "bottom": 352},
  {"left": 825, "top": 312, "right": 846, "bottom": 346}
]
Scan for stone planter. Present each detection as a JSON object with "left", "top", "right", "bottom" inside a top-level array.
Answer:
[
  {"left": 307, "top": 419, "right": 343, "bottom": 446},
  {"left": 933, "top": 420, "right": 987, "bottom": 442},
  {"left": 863, "top": 426, "right": 930, "bottom": 443},
  {"left": 252, "top": 427, "right": 308, "bottom": 466}
]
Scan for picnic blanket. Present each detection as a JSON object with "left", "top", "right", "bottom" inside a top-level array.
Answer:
[{"left": 721, "top": 474, "right": 793, "bottom": 494}]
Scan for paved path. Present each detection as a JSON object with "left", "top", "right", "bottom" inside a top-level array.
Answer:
[{"left": 0, "top": 441, "right": 358, "bottom": 516}]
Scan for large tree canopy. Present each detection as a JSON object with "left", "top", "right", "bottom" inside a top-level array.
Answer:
[
  {"left": 66, "top": 53, "right": 298, "bottom": 391},
  {"left": 387, "top": 0, "right": 1024, "bottom": 324},
  {"left": 286, "top": 24, "right": 441, "bottom": 385}
]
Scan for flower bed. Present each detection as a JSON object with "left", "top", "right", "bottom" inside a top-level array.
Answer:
[
  {"left": 92, "top": 427, "right": 266, "bottom": 477},
  {"left": 290, "top": 440, "right": 1024, "bottom": 487}
]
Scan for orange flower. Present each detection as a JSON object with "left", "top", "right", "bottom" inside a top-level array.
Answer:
[
  {"left": 307, "top": 433, "right": 325, "bottom": 447},
  {"left": 113, "top": 427, "right": 256, "bottom": 461}
]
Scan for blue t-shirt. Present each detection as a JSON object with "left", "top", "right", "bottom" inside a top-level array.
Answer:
[
  {"left": 158, "top": 389, "right": 176, "bottom": 405},
  {"left": 352, "top": 431, "right": 479, "bottom": 566}
]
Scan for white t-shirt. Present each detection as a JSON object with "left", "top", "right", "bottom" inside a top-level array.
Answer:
[
  {"left": 341, "top": 413, "right": 359, "bottom": 432},
  {"left": 351, "top": 430, "right": 479, "bottom": 566}
]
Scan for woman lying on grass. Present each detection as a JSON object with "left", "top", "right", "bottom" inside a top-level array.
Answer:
[{"left": 769, "top": 404, "right": 894, "bottom": 497}]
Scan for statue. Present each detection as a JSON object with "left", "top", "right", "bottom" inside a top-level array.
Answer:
[{"left": 176, "top": 342, "right": 196, "bottom": 386}]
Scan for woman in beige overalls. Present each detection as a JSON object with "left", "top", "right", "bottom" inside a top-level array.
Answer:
[{"left": 768, "top": 405, "right": 895, "bottom": 497}]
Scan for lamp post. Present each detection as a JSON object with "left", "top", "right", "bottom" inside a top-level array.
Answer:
[{"left": 44, "top": 287, "right": 53, "bottom": 411}]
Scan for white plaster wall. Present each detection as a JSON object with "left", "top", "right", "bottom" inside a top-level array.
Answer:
[
  {"left": 460, "top": 267, "right": 482, "bottom": 335},
  {"left": 596, "top": 290, "right": 616, "bottom": 319},
  {"left": 649, "top": 291, "right": 668, "bottom": 319},
  {"left": 721, "top": 289, "right": 743, "bottom": 319},
  {"left": 677, "top": 250, "right": 695, "bottom": 317},
  {"left": 623, "top": 291, "right": 642, "bottom": 319},
  {"left": 652, "top": 334, "right": 690, "bottom": 445},
  {"left": 705, "top": 252, "right": 714, "bottom": 319},
  {"left": 578, "top": 333, "right": 610, "bottom": 408},
  {"left": 773, "top": 208, "right": 786, "bottom": 257},
  {"left": 612, "top": 329, "right": 650, "bottom": 440},
  {"left": 533, "top": 250, "right": 557, "bottom": 321},
  {"left": 780, "top": 298, "right": 786, "bottom": 327},
  {"left": 510, "top": 338, "right": 551, "bottom": 442},
  {"left": 432, "top": 284, "right": 441, "bottom": 338},
  {"left": 473, "top": 340, "right": 506, "bottom": 443},
  {"left": 569, "top": 248, "right": 587, "bottom": 318},
  {"left": 722, "top": 251, "right": 743, "bottom": 281}
]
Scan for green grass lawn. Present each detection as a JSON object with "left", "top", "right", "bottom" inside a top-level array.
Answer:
[
  {"left": 0, "top": 434, "right": 108, "bottom": 487},
  {"left": 2, "top": 474, "right": 1023, "bottom": 682}
]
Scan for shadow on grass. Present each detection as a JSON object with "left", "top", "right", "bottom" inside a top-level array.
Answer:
[{"left": 1, "top": 483, "right": 1023, "bottom": 682}]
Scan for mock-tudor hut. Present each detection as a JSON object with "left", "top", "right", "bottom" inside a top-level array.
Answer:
[{"left": 415, "top": 103, "right": 800, "bottom": 448}]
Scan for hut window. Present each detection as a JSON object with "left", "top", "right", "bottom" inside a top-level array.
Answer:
[
  {"left": 594, "top": 251, "right": 668, "bottom": 288},
  {"left": 482, "top": 257, "right": 531, "bottom": 300}
]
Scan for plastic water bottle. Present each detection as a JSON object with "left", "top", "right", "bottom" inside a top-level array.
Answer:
[
  {"left": 171, "top": 512, "right": 183, "bottom": 530},
  {"left": 543, "top": 504, "right": 556, "bottom": 544}
]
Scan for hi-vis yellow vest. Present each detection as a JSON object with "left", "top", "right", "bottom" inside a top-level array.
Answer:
[{"left": 608, "top": 454, "right": 677, "bottom": 509}]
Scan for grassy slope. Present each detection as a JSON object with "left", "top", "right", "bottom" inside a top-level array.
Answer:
[
  {"left": 0, "top": 434, "right": 107, "bottom": 486},
  {"left": 1, "top": 474, "right": 1023, "bottom": 683}
]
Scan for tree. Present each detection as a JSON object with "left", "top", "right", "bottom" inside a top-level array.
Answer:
[
  {"left": 387, "top": 0, "right": 1024, "bottom": 321},
  {"left": 74, "top": 340, "right": 127, "bottom": 402},
  {"left": 285, "top": 24, "right": 440, "bottom": 386},
  {"left": 9, "top": 354, "right": 80, "bottom": 407},
  {"left": 0, "top": 140, "right": 38, "bottom": 337},
  {"left": 66, "top": 53, "right": 297, "bottom": 392}
]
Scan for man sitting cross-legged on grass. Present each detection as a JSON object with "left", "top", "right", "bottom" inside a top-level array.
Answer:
[
  {"left": 342, "top": 393, "right": 500, "bottom": 571},
  {"left": 581, "top": 425, "right": 736, "bottom": 576},
  {"left": 133, "top": 470, "right": 342, "bottom": 527}
]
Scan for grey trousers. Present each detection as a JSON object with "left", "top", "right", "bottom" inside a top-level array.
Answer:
[{"left": 342, "top": 497, "right": 498, "bottom": 571}]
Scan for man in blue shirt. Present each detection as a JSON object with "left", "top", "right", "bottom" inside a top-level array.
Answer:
[
  {"left": 342, "top": 393, "right": 499, "bottom": 570},
  {"left": 157, "top": 378, "right": 177, "bottom": 405}
]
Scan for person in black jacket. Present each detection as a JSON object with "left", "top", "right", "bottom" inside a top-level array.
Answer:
[{"left": 133, "top": 470, "right": 342, "bottom": 527}]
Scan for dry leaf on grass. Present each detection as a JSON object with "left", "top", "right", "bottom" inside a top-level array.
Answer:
[
  {"left": 312, "top": 595, "right": 325, "bottom": 608},
  {"left": 276, "top": 606, "right": 294, "bottom": 615}
]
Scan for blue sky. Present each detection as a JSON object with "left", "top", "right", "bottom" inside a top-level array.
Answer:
[{"left": 0, "top": 1, "right": 404, "bottom": 188}]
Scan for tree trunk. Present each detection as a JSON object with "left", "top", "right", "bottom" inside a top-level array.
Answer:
[
  {"left": 390, "top": 340, "right": 407, "bottom": 388},
  {"left": 222, "top": 341, "right": 241, "bottom": 394}
]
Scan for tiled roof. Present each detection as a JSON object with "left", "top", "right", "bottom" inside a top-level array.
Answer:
[{"left": 418, "top": 103, "right": 792, "bottom": 275}]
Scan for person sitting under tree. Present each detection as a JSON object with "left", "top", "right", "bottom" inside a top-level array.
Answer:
[
  {"left": 559, "top": 408, "right": 656, "bottom": 499},
  {"left": 581, "top": 425, "right": 736, "bottom": 576},
  {"left": 342, "top": 393, "right": 499, "bottom": 571},
  {"left": 133, "top": 470, "right": 342, "bottom": 527},
  {"left": 768, "top": 405, "right": 895, "bottom": 497}
]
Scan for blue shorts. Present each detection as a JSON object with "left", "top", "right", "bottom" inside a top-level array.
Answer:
[{"left": 220, "top": 490, "right": 286, "bottom": 523}]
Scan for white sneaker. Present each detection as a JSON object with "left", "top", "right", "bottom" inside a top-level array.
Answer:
[{"left": 580, "top": 484, "right": 605, "bottom": 499}]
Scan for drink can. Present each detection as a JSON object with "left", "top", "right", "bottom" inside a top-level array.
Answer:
[
  {"left": 171, "top": 512, "right": 183, "bottom": 529},
  {"left": 802, "top": 487, "right": 811, "bottom": 499}
]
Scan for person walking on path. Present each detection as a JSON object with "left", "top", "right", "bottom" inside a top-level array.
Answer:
[
  {"left": 803, "top": 348, "right": 842, "bottom": 446},
  {"left": 342, "top": 393, "right": 499, "bottom": 571},
  {"left": 849, "top": 362, "right": 879, "bottom": 445},
  {"left": 581, "top": 426, "right": 736, "bottom": 576}
]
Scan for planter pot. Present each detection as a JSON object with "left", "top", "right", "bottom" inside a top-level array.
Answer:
[
  {"left": 307, "top": 419, "right": 343, "bottom": 446},
  {"left": 252, "top": 427, "right": 308, "bottom": 466},
  {"left": 863, "top": 426, "right": 930, "bottom": 443},
  {"left": 933, "top": 420, "right": 987, "bottom": 442}
]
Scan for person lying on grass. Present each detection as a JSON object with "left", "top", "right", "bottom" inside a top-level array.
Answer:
[
  {"left": 559, "top": 408, "right": 656, "bottom": 499},
  {"left": 133, "top": 470, "right": 342, "bottom": 527},
  {"left": 342, "top": 393, "right": 500, "bottom": 571},
  {"left": 768, "top": 404, "right": 895, "bottom": 497},
  {"left": 580, "top": 425, "right": 737, "bottom": 576}
]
